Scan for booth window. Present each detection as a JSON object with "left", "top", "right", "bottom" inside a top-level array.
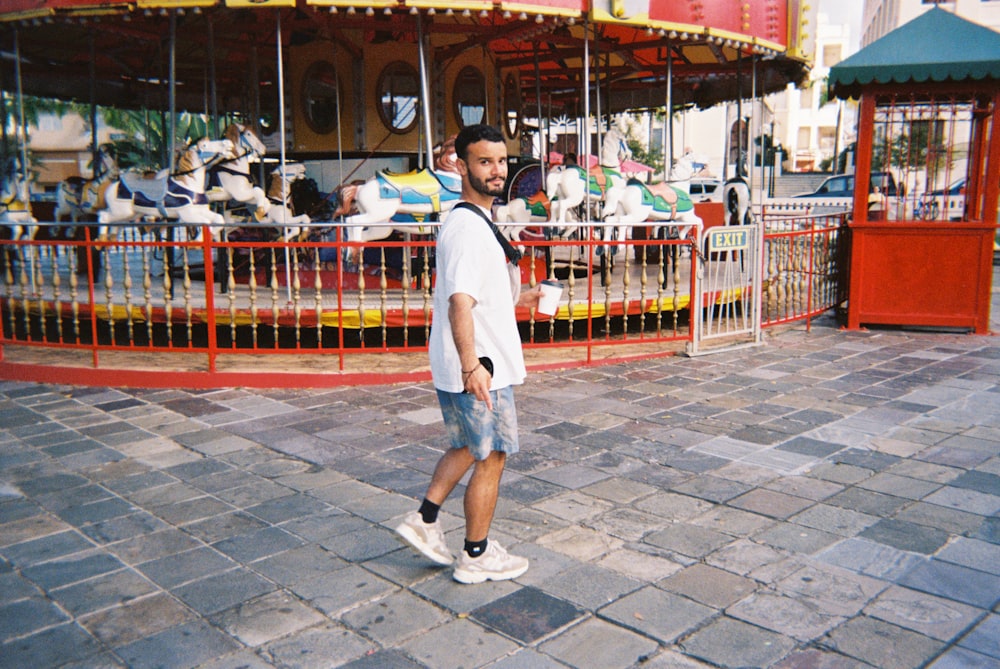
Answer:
[
  {"left": 453, "top": 66, "right": 485, "bottom": 128},
  {"left": 503, "top": 73, "right": 520, "bottom": 139},
  {"left": 300, "top": 61, "right": 340, "bottom": 135},
  {"left": 377, "top": 62, "right": 419, "bottom": 134}
]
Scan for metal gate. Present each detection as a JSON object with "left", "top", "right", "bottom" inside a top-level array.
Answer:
[{"left": 688, "top": 222, "right": 763, "bottom": 355}]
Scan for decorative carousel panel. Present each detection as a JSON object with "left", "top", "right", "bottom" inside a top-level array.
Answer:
[
  {"left": 224, "top": 0, "right": 294, "bottom": 6},
  {"left": 497, "top": 0, "right": 585, "bottom": 17}
]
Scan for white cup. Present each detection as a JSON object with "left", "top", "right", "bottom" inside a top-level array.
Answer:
[{"left": 537, "top": 279, "right": 564, "bottom": 316}]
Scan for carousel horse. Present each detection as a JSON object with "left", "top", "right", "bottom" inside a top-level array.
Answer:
[
  {"left": 1, "top": 159, "right": 37, "bottom": 242},
  {"left": 341, "top": 135, "right": 462, "bottom": 245},
  {"left": 547, "top": 127, "right": 631, "bottom": 255},
  {"left": 97, "top": 137, "right": 232, "bottom": 240},
  {"left": 260, "top": 163, "right": 312, "bottom": 240},
  {"left": 721, "top": 174, "right": 753, "bottom": 227},
  {"left": 493, "top": 189, "right": 552, "bottom": 246},
  {"left": 205, "top": 123, "right": 269, "bottom": 221},
  {"left": 613, "top": 151, "right": 703, "bottom": 245},
  {"left": 53, "top": 143, "right": 119, "bottom": 224}
]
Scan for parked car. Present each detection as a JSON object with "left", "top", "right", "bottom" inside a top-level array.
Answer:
[
  {"left": 792, "top": 171, "right": 899, "bottom": 199},
  {"left": 915, "top": 178, "right": 965, "bottom": 220},
  {"left": 688, "top": 177, "right": 722, "bottom": 202}
]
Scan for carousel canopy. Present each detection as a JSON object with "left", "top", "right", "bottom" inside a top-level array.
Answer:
[
  {"left": 2, "top": 0, "right": 812, "bottom": 114},
  {"left": 829, "top": 7, "right": 1000, "bottom": 99}
]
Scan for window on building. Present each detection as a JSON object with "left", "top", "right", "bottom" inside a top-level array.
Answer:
[
  {"left": 797, "top": 127, "right": 811, "bottom": 148},
  {"left": 800, "top": 85, "right": 813, "bottom": 109},
  {"left": 822, "top": 45, "right": 842, "bottom": 67}
]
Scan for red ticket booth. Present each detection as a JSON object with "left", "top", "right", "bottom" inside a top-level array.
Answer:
[{"left": 829, "top": 8, "right": 1000, "bottom": 334}]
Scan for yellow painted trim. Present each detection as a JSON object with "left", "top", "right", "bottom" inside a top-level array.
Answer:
[
  {"left": 500, "top": 2, "right": 582, "bottom": 18},
  {"left": 138, "top": 0, "right": 217, "bottom": 8},
  {"left": 224, "top": 0, "right": 295, "bottom": 7}
]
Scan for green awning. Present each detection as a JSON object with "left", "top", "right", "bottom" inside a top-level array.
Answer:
[{"left": 829, "top": 7, "right": 1000, "bottom": 99}]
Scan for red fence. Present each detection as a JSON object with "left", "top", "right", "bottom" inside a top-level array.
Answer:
[{"left": 0, "top": 213, "right": 847, "bottom": 388}]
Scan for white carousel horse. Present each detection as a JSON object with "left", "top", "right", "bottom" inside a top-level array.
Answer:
[
  {"left": 53, "top": 143, "right": 119, "bottom": 224},
  {"left": 547, "top": 127, "right": 631, "bottom": 255},
  {"left": 97, "top": 137, "right": 233, "bottom": 240},
  {"left": 261, "top": 163, "right": 311, "bottom": 240},
  {"left": 341, "top": 135, "right": 462, "bottom": 245},
  {"left": 1, "top": 160, "right": 37, "bottom": 242},
  {"left": 613, "top": 152, "right": 703, "bottom": 246},
  {"left": 721, "top": 176, "right": 753, "bottom": 227},
  {"left": 205, "top": 123, "right": 269, "bottom": 221}
]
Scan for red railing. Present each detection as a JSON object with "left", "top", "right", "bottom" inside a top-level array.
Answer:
[{"left": 0, "top": 213, "right": 847, "bottom": 388}]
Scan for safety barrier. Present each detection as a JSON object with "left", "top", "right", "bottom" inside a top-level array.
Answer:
[{"left": 0, "top": 213, "right": 847, "bottom": 388}]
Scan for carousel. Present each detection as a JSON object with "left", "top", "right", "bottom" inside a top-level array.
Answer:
[{"left": 0, "top": 0, "right": 831, "bottom": 388}]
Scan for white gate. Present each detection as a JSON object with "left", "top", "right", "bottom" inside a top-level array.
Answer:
[{"left": 688, "top": 222, "right": 764, "bottom": 355}]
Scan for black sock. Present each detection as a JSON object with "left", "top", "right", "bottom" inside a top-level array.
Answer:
[
  {"left": 418, "top": 498, "right": 440, "bottom": 524},
  {"left": 464, "top": 538, "right": 488, "bottom": 558}
]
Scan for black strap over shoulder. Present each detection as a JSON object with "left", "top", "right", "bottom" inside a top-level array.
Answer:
[{"left": 453, "top": 201, "right": 522, "bottom": 265}]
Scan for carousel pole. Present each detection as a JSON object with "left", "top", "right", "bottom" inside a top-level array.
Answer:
[
  {"left": 533, "top": 47, "right": 544, "bottom": 182},
  {"left": 13, "top": 27, "right": 36, "bottom": 292},
  {"left": 166, "top": 10, "right": 178, "bottom": 290},
  {"left": 416, "top": 12, "right": 433, "bottom": 170},
  {"left": 89, "top": 32, "right": 98, "bottom": 179},
  {"left": 275, "top": 9, "right": 292, "bottom": 303},
  {"left": 665, "top": 43, "right": 673, "bottom": 178},
  {"left": 582, "top": 14, "right": 594, "bottom": 363},
  {"left": 207, "top": 16, "right": 218, "bottom": 139}
]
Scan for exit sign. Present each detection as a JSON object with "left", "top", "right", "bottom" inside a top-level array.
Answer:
[{"left": 708, "top": 228, "right": 750, "bottom": 251}]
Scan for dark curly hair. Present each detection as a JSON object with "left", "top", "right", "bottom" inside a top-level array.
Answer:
[{"left": 454, "top": 124, "right": 505, "bottom": 161}]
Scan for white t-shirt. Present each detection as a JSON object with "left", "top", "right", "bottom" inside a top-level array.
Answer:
[{"left": 429, "top": 203, "right": 526, "bottom": 393}]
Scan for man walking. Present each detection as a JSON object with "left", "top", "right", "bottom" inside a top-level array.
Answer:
[{"left": 395, "top": 124, "right": 541, "bottom": 584}]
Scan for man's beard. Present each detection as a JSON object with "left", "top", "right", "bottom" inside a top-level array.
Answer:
[{"left": 469, "top": 172, "right": 505, "bottom": 198}]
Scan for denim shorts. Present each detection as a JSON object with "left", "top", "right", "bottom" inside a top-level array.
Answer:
[{"left": 436, "top": 386, "right": 519, "bottom": 461}]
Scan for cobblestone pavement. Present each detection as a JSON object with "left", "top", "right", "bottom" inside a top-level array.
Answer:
[{"left": 2, "top": 291, "right": 999, "bottom": 668}]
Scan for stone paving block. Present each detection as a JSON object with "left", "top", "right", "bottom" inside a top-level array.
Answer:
[
  {"left": 342, "top": 589, "right": 450, "bottom": 646},
  {"left": 212, "top": 526, "right": 305, "bottom": 563},
  {"left": 51, "top": 567, "right": 157, "bottom": 616},
  {"left": 958, "top": 613, "right": 1000, "bottom": 659},
  {"left": 320, "top": 524, "right": 404, "bottom": 562},
  {"left": 660, "top": 563, "right": 756, "bottom": 608},
  {"left": 3, "top": 528, "right": 95, "bottom": 565},
  {"left": 212, "top": 589, "right": 326, "bottom": 647},
  {"left": 251, "top": 544, "right": 348, "bottom": 587},
  {"left": 588, "top": 507, "right": 667, "bottom": 542},
  {"left": 598, "top": 586, "right": 714, "bottom": 644},
  {"left": 856, "top": 472, "right": 942, "bottom": 500},
  {"left": 918, "top": 445, "right": 993, "bottom": 469},
  {"left": 727, "top": 592, "right": 845, "bottom": 642},
  {"left": 864, "top": 585, "right": 982, "bottom": 642},
  {"left": 633, "top": 491, "right": 715, "bottom": 522},
  {"left": 900, "top": 498, "right": 986, "bottom": 534},
  {"left": 471, "top": 586, "right": 585, "bottom": 644},
  {"left": 530, "top": 490, "right": 613, "bottom": 524},
  {"left": 598, "top": 547, "right": 683, "bottom": 581},
  {"left": 671, "top": 474, "right": 752, "bottom": 503},
  {"left": 244, "top": 492, "right": 332, "bottom": 524},
  {"left": 928, "top": 646, "right": 1000, "bottom": 669},
  {"left": 116, "top": 620, "right": 241, "bottom": 668},
  {"left": 401, "top": 617, "right": 518, "bottom": 669},
  {"left": 536, "top": 524, "right": 623, "bottom": 562},
  {"left": 860, "top": 518, "right": 950, "bottom": 554},
  {"left": 817, "top": 538, "right": 926, "bottom": 581},
  {"left": 790, "top": 503, "right": 880, "bottom": 538},
  {"left": 690, "top": 505, "right": 775, "bottom": 538},
  {"left": 899, "top": 559, "right": 1000, "bottom": 609},
  {"left": 530, "top": 463, "right": 611, "bottom": 490},
  {"left": 644, "top": 523, "right": 733, "bottom": 559},
  {"left": 705, "top": 538, "right": 790, "bottom": 577},
  {"left": 0, "top": 596, "right": 70, "bottom": 641},
  {"left": 680, "top": 616, "right": 797, "bottom": 668},
  {"left": 826, "top": 487, "right": 910, "bottom": 517},
  {"left": 183, "top": 511, "right": 269, "bottom": 544},
  {"left": 728, "top": 488, "right": 815, "bottom": 519},
  {"left": 0, "top": 622, "right": 106, "bottom": 668},
  {"left": 776, "top": 562, "right": 887, "bottom": 617},
  {"left": 78, "top": 592, "right": 196, "bottom": 647},
  {"left": 764, "top": 475, "right": 844, "bottom": 501},
  {"left": 923, "top": 486, "right": 1000, "bottom": 516},
  {"left": 22, "top": 550, "right": 125, "bottom": 590},
  {"left": 579, "top": 476, "right": 657, "bottom": 504},
  {"left": 538, "top": 617, "right": 659, "bottom": 669},
  {"left": 262, "top": 623, "right": 378, "bottom": 669},
  {"left": 807, "top": 462, "right": 877, "bottom": 485},
  {"left": 296, "top": 564, "right": 400, "bottom": 617},
  {"left": 823, "top": 616, "right": 945, "bottom": 669},
  {"left": 936, "top": 536, "right": 1000, "bottom": 575},
  {"left": 173, "top": 567, "right": 275, "bottom": 616},
  {"left": 536, "top": 562, "right": 642, "bottom": 610},
  {"left": 139, "top": 546, "right": 236, "bottom": 589}
]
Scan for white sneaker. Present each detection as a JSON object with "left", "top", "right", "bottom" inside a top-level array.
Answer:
[
  {"left": 453, "top": 540, "right": 529, "bottom": 584},
  {"left": 395, "top": 511, "right": 453, "bottom": 566}
]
